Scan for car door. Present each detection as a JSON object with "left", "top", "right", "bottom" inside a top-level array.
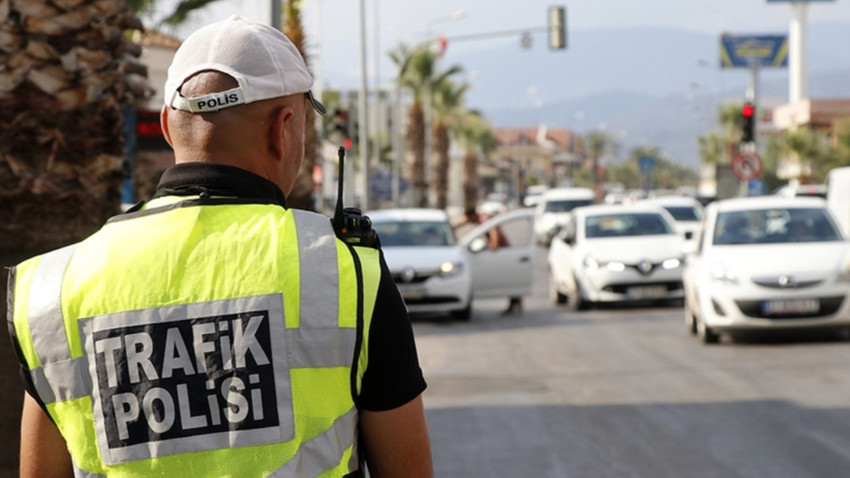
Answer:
[{"left": 460, "top": 209, "right": 535, "bottom": 299}]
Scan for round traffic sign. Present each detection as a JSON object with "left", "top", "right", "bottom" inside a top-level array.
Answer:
[{"left": 732, "top": 152, "right": 763, "bottom": 181}]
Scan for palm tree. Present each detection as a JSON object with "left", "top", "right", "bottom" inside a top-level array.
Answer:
[
  {"left": 0, "top": 0, "right": 149, "bottom": 257},
  {"left": 282, "top": 0, "right": 321, "bottom": 211},
  {"left": 430, "top": 75, "right": 468, "bottom": 210},
  {"left": 455, "top": 111, "right": 497, "bottom": 215},
  {"left": 584, "top": 131, "right": 615, "bottom": 201},
  {"left": 390, "top": 44, "right": 438, "bottom": 207}
]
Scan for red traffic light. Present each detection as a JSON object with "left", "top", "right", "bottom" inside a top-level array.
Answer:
[{"left": 741, "top": 102, "right": 755, "bottom": 119}]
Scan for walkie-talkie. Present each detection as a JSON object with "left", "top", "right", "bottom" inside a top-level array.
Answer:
[{"left": 331, "top": 146, "right": 380, "bottom": 248}]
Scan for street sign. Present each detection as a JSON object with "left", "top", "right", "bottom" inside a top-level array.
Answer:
[
  {"left": 748, "top": 179, "right": 767, "bottom": 197},
  {"left": 638, "top": 156, "right": 655, "bottom": 174},
  {"left": 720, "top": 34, "right": 788, "bottom": 69},
  {"left": 732, "top": 152, "right": 763, "bottom": 181}
]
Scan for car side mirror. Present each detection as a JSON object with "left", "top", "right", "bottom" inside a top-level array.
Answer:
[
  {"left": 468, "top": 237, "right": 488, "bottom": 253},
  {"left": 562, "top": 235, "right": 575, "bottom": 246},
  {"left": 684, "top": 231, "right": 694, "bottom": 240}
]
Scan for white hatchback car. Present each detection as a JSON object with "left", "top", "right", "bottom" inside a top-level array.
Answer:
[
  {"left": 548, "top": 204, "right": 686, "bottom": 309},
  {"left": 534, "top": 187, "right": 595, "bottom": 245},
  {"left": 369, "top": 208, "right": 536, "bottom": 320},
  {"left": 683, "top": 197, "right": 850, "bottom": 343},
  {"left": 642, "top": 196, "right": 705, "bottom": 253}
]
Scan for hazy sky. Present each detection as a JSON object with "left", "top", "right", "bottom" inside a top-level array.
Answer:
[
  {"left": 155, "top": 0, "right": 850, "bottom": 75},
  {"left": 152, "top": 0, "right": 850, "bottom": 97}
]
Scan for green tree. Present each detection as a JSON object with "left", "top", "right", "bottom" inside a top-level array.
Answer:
[
  {"left": 454, "top": 110, "right": 496, "bottom": 214},
  {"left": 583, "top": 131, "right": 616, "bottom": 200},
  {"left": 430, "top": 75, "right": 467, "bottom": 210},
  {"left": 390, "top": 44, "right": 435, "bottom": 207}
]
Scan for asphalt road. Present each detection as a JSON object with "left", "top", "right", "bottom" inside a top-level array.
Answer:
[{"left": 413, "top": 249, "right": 850, "bottom": 478}]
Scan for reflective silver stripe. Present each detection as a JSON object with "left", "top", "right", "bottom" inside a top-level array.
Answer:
[
  {"left": 292, "top": 210, "right": 339, "bottom": 329},
  {"left": 269, "top": 407, "right": 359, "bottom": 477},
  {"left": 73, "top": 464, "right": 106, "bottom": 478},
  {"left": 28, "top": 244, "right": 76, "bottom": 364},
  {"left": 30, "top": 358, "right": 89, "bottom": 403},
  {"left": 286, "top": 328, "right": 356, "bottom": 368}
]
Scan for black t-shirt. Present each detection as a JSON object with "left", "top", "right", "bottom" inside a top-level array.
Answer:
[{"left": 13, "top": 163, "right": 426, "bottom": 413}]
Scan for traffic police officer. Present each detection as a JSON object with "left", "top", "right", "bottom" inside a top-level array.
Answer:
[{"left": 8, "top": 16, "right": 432, "bottom": 478}]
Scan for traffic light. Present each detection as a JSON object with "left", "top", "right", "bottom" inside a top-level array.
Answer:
[
  {"left": 548, "top": 6, "right": 566, "bottom": 50},
  {"left": 741, "top": 102, "right": 755, "bottom": 143}
]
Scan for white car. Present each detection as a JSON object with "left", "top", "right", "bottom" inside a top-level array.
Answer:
[
  {"left": 369, "top": 208, "right": 536, "bottom": 320},
  {"left": 547, "top": 204, "right": 686, "bottom": 309},
  {"left": 683, "top": 197, "right": 850, "bottom": 343},
  {"left": 534, "top": 187, "right": 595, "bottom": 245},
  {"left": 642, "top": 196, "right": 705, "bottom": 252}
]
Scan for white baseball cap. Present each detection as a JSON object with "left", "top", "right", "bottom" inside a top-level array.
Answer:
[{"left": 164, "top": 15, "right": 326, "bottom": 115}]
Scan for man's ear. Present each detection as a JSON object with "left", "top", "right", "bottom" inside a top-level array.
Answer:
[
  {"left": 160, "top": 105, "right": 174, "bottom": 148},
  {"left": 268, "top": 104, "right": 294, "bottom": 162}
]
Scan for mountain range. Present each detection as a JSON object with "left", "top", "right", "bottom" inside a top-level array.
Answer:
[{"left": 442, "top": 22, "right": 850, "bottom": 167}]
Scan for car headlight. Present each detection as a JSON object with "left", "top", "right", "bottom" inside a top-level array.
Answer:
[
  {"left": 711, "top": 262, "right": 738, "bottom": 284},
  {"left": 439, "top": 261, "right": 463, "bottom": 277},
  {"left": 606, "top": 261, "right": 626, "bottom": 272},
  {"left": 662, "top": 258, "right": 682, "bottom": 270}
]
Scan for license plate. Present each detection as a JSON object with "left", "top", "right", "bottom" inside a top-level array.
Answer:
[
  {"left": 762, "top": 299, "right": 820, "bottom": 315},
  {"left": 397, "top": 285, "right": 427, "bottom": 300},
  {"left": 626, "top": 285, "right": 668, "bottom": 300}
]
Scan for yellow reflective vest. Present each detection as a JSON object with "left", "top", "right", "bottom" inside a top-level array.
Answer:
[{"left": 8, "top": 196, "right": 381, "bottom": 477}]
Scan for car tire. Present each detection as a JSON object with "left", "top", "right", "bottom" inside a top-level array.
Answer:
[
  {"left": 684, "top": 297, "right": 697, "bottom": 335},
  {"left": 696, "top": 314, "right": 719, "bottom": 344},
  {"left": 571, "top": 275, "right": 592, "bottom": 311},
  {"left": 450, "top": 297, "right": 473, "bottom": 321},
  {"left": 549, "top": 272, "right": 567, "bottom": 305}
]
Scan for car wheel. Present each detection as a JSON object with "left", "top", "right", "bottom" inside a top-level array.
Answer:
[
  {"left": 696, "top": 314, "right": 719, "bottom": 344},
  {"left": 684, "top": 297, "right": 697, "bottom": 335},
  {"left": 450, "top": 297, "right": 473, "bottom": 321},
  {"left": 571, "top": 275, "right": 592, "bottom": 311},
  {"left": 549, "top": 272, "right": 567, "bottom": 305}
]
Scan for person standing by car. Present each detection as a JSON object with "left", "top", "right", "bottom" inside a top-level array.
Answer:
[{"left": 8, "top": 16, "right": 431, "bottom": 478}]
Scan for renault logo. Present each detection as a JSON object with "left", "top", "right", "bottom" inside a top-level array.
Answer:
[
  {"left": 401, "top": 267, "right": 417, "bottom": 283},
  {"left": 638, "top": 260, "right": 653, "bottom": 275},
  {"left": 778, "top": 275, "right": 795, "bottom": 288}
]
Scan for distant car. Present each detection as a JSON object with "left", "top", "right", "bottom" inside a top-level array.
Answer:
[
  {"left": 774, "top": 183, "right": 827, "bottom": 199},
  {"left": 683, "top": 196, "right": 850, "bottom": 343},
  {"left": 523, "top": 185, "right": 549, "bottom": 208},
  {"left": 369, "top": 208, "right": 536, "bottom": 320},
  {"left": 641, "top": 196, "right": 705, "bottom": 252},
  {"left": 534, "top": 187, "right": 595, "bottom": 245},
  {"left": 547, "top": 204, "right": 686, "bottom": 309}
]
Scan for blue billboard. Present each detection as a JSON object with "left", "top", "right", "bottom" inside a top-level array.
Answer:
[{"left": 720, "top": 34, "right": 789, "bottom": 69}]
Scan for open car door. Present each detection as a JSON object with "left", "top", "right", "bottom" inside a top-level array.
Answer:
[{"left": 460, "top": 209, "right": 536, "bottom": 299}]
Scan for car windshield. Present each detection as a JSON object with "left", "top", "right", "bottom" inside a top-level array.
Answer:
[
  {"left": 584, "top": 213, "right": 674, "bottom": 238},
  {"left": 545, "top": 199, "right": 593, "bottom": 213},
  {"left": 663, "top": 206, "right": 702, "bottom": 222},
  {"left": 372, "top": 220, "right": 457, "bottom": 247},
  {"left": 713, "top": 207, "right": 842, "bottom": 245}
]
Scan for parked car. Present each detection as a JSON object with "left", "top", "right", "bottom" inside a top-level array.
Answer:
[
  {"left": 523, "top": 184, "right": 549, "bottom": 208},
  {"left": 683, "top": 196, "right": 850, "bottom": 343},
  {"left": 641, "top": 196, "right": 705, "bottom": 253},
  {"left": 369, "top": 208, "right": 535, "bottom": 320},
  {"left": 534, "top": 187, "right": 595, "bottom": 245},
  {"left": 547, "top": 204, "right": 686, "bottom": 309}
]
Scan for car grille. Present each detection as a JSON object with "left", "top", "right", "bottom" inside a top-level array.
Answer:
[
  {"left": 602, "top": 281, "right": 684, "bottom": 294},
  {"left": 391, "top": 273, "right": 431, "bottom": 284},
  {"left": 734, "top": 296, "right": 844, "bottom": 319},
  {"left": 403, "top": 296, "right": 461, "bottom": 305},
  {"left": 751, "top": 277, "right": 824, "bottom": 289}
]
